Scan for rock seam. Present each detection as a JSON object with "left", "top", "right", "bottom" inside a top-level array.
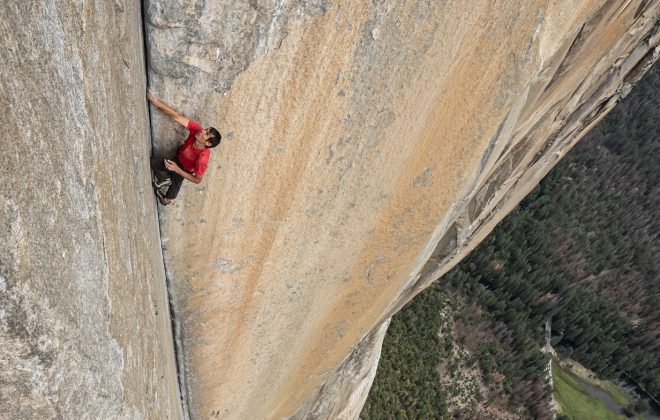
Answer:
[{"left": 139, "top": 1, "right": 190, "bottom": 418}]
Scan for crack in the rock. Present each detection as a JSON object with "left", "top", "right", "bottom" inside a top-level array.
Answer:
[{"left": 140, "top": 1, "right": 190, "bottom": 419}]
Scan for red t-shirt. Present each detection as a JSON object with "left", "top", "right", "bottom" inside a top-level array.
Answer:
[{"left": 177, "top": 120, "right": 210, "bottom": 177}]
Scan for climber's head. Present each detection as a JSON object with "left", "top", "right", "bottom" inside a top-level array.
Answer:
[
  {"left": 195, "top": 127, "right": 222, "bottom": 148},
  {"left": 207, "top": 127, "right": 221, "bottom": 148}
]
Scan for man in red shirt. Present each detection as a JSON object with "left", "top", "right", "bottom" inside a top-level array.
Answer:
[{"left": 147, "top": 90, "right": 221, "bottom": 205}]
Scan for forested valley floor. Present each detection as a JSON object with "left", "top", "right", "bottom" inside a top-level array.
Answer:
[{"left": 361, "top": 62, "right": 659, "bottom": 419}]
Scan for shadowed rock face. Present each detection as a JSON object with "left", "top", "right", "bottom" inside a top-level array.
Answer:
[
  {"left": 0, "top": 2, "right": 181, "bottom": 418},
  {"left": 145, "top": 0, "right": 659, "bottom": 418},
  {"left": 1, "top": 0, "right": 657, "bottom": 418}
]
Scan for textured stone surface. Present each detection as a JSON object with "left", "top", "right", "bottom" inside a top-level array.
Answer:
[
  {"left": 144, "top": 0, "right": 659, "bottom": 418},
  {"left": 292, "top": 320, "right": 390, "bottom": 419},
  {"left": 4, "top": 0, "right": 656, "bottom": 418},
  {"left": 0, "top": 2, "right": 181, "bottom": 418}
]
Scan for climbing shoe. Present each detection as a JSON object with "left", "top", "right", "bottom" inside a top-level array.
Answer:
[
  {"left": 153, "top": 178, "right": 172, "bottom": 189},
  {"left": 155, "top": 189, "right": 170, "bottom": 206}
]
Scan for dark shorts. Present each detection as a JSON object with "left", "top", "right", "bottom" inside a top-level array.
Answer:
[{"left": 150, "top": 155, "right": 185, "bottom": 199}]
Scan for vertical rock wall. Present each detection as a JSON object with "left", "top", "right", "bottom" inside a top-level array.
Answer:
[
  {"left": 3, "top": 0, "right": 654, "bottom": 418},
  {"left": 144, "top": 0, "right": 659, "bottom": 417},
  {"left": 0, "top": 2, "right": 181, "bottom": 418},
  {"left": 318, "top": 3, "right": 660, "bottom": 413}
]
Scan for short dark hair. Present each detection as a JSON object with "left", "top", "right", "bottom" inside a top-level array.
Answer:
[{"left": 207, "top": 127, "right": 221, "bottom": 148}]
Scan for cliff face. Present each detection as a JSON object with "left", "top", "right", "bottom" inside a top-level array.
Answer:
[
  {"left": 0, "top": 2, "right": 180, "bottom": 417},
  {"left": 144, "top": 0, "right": 659, "bottom": 418},
  {"left": 1, "top": 0, "right": 657, "bottom": 418}
]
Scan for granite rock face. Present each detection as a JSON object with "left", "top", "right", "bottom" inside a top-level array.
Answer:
[
  {"left": 144, "top": 0, "right": 659, "bottom": 418},
  {"left": 0, "top": 2, "right": 181, "bottom": 418},
  {"left": 2, "top": 0, "right": 657, "bottom": 418}
]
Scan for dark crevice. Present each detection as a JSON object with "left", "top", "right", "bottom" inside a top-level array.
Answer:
[
  {"left": 139, "top": 0, "right": 190, "bottom": 418},
  {"left": 634, "top": 0, "right": 650, "bottom": 19}
]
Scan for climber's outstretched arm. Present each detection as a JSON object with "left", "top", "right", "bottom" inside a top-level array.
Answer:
[{"left": 147, "top": 90, "right": 189, "bottom": 128}]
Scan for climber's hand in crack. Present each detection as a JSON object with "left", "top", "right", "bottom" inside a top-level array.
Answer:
[
  {"left": 147, "top": 89, "right": 157, "bottom": 104},
  {"left": 146, "top": 89, "right": 189, "bottom": 128}
]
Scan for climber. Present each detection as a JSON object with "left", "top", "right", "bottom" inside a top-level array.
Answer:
[{"left": 147, "top": 90, "right": 221, "bottom": 205}]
